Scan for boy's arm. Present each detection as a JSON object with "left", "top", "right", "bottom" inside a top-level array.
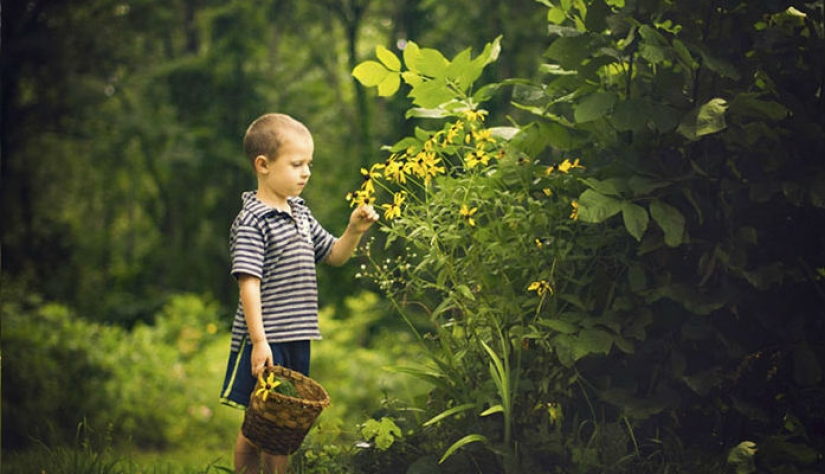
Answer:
[
  {"left": 238, "top": 273, "right": 273, "bottom": 376},
  {"left": 326, "top": 205, "right": 379, "bottom": 267}
]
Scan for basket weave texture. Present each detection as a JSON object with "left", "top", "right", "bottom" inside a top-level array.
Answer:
[{"left": 242, "top": 365, "right": 330, "bottom": 455}]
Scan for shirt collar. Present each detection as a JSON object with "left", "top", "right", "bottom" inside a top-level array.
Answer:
[{"left": 241, "top": 191, "right": 306, "bottom": 219}]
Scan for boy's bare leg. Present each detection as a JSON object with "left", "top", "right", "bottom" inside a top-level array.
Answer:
[
  {"left": 261, "top": 453, "right": 288, "bottom": 474},
  {"left": 234, "top": 430, "right": 260, "bottom": 474}
]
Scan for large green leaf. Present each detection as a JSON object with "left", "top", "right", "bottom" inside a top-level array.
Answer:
[
  {"left": 403, "top": 42, "right": 449, "bottom": 78},
  {"left": 649, "top": 199, "right": 685, "bottom": 247},
  {"left": 582, "top": 177, "right": 627, "bottom": 197},
  {"left": 577, "top": 189, "right": 622, "bottom": 223},
  {"left": 378, "top": 73, "right": 401, "bottom": 97},
  {"left": 353, "top": 60, "right": 393, "bottom": 88},
  {"left": 577, "top": 327, "right": 614, "bottom": 356},
  {"left": 545, "top": 35, "right": 595, "bottom": 69},
  {"left": 537, "top": 318, "right": 579, "bottom": 334},
  {"left": 375, "top": 45, "right": 401, "bottom": 71},
  {"left": 408, "top": 79, "right": 459, "bottom": 108},
  {"left": 677, "top": 98, "right": 728, "bottom": 140},
  {"left": 621, "top": 201, "right": 649, "bottom": 241},
  {"left": 574, "top": 92, "right": 617, "bottom": 123}
]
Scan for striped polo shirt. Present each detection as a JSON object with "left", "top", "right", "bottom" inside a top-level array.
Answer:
[{"left": 228, "top": 191, "right": 336, "bottom": 351}]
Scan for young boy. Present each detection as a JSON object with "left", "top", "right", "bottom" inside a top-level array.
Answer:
[{"left": 220, "top": 113, "right": 378, "bottom": 474}]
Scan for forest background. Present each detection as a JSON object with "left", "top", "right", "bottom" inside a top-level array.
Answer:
[{"left": 2, "top": 0, "right": 824, "bottom": 473}]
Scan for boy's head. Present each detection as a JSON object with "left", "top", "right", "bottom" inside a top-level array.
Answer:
[{"left": 243, "top": 113, "right": 312, "bottom": 168}]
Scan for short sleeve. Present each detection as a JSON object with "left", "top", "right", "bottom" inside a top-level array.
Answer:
[{"left": 230, "top": 217, "right": 265, "bottom": 280}]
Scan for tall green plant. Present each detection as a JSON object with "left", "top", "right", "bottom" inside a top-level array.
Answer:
[{"left": 352, "top": 36, "right": 637, "bottom": 472}]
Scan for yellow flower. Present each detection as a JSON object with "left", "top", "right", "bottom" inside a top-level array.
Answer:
[
  {"left": 547, "top": 403, "right": 563, "bottom": 426},
  {"left": 465, "top": 150, "right": 490, "bottom": 169},
  {"left": 383, "top": 156, "right": 407, "bottom": 184},
  {"left": 381, "top": 191, "right": 406, "bottom": 220},
  {"left": 545, "top": 165, "right": 556, "bottom": 176},
  {"left": 407, "top": 151, "right": 445, "bottom": 185},
  {"left": 360, "top": 164, "right": 384, "bottom": 195},
  {"left": 535, "top": 238, "right": 543, "bottom": 249},
  {"left": 528, "top": 280, "right": 554, "bottom": 296},
  {"left": 463, "top": 109, "right": 488, "bottom": 123},
  {"left": 460, "top": 204, "right": 478, "bottom": 226},
  {"left": 557, "top": 158, "right": 584, "bottom": 173},
  {"left": 542, "top": 188, "right": 552, "bottom": 197},
  {"left": 346, "top": 189, "right": 375, "bottom": 207},
  {"left": 569, "top": 200, "right": 579, "bottom": 221},
  {"left": 255, "top": 372, "right": 282, "bottom": 402},
  {"left": 471, "top": 128, "right": 495, "bottom": 145},
  {"left": 444, "top": 120, "right": 463, "bottom": 145}
]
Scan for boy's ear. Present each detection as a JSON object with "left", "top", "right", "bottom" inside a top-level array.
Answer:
[{"left": 254, "top": 155, "right": 269, "bottom": 173}]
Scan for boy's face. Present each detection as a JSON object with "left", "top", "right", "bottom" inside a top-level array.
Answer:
[{"left": 257, "top": 130, "right": 314, "bottom": 204}]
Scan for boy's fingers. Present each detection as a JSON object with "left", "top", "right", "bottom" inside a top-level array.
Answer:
[{"left": 360, "top": 205, "right": 379, "bottom": 221}]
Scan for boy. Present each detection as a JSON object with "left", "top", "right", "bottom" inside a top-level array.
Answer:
[{"left": 220, "top": 113, "right": 378, "bottom": 474}]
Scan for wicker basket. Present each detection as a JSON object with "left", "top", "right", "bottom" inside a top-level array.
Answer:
[{"left": 242, "top": 365, "right": 330, "bottom": 455}]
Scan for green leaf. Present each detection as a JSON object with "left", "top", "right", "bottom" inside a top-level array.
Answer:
[
  {"left": 377, "top": 72, "right": 401, "bottom": 97},
  {"left": 649, "top": 199, "right": 685, "bottom": 247},
  {"left": 404, "top": 42, "right": 449, "bottom": 77},
  {"left": 577, "top": 327, "right": 614, "bottom": 356},
  {"left": 537, "top": 318, "right": 578, "bottom": 334},
  {"left": 352, "top": 60, "right": 391, "bottom": 87},
  {"left": 439, "top": 434, "right": 489, "bottom": 464},
  {"left": 577, "top": 189, "right": 622, "bottom": 223},
  {"left": 423, "top": 403, "right": 476, "bottom": 427},
  {"left": 677, "top": 98, "right": 728, "bottom": 141},
  {"left": 728, "top": 93, "right": 789, "bottom": 120},
  {"left": 547, "top": 5, "right": 567, "bottom": 24},
  {"left": 622, "top": 201, "right": 649, "bottom": 241},
  {"left": 375, "top": 45, "right": 401, "bottom": 71},
  {"left": 408, "top": 79, "right": 458, "bottom": 108},
  {"left": 672, "top": 38, "right": 698, "bottom": 70},
  {"left": 361, "top": 417, "right": 402, "bottom": 451},
  {"left": 627, "top": 175, "right": 670, "bottom": 196},
  {"left": 480, "top": 404, "right": 504, "bottom": 416},
  {"left": 639, "top": 43, "right": 668, "bottom": 64},
  {"left": 454, "top": 284, "right": 476, "bottom": 301},
  {"left": 545, "top": 35, "right": 594, "bottom": 70},
  {"left": 574, "top": 92, "right": 617, "bottom": 123},
  {"left": 582, "top": 177, "right": 626, "bottom": 197}
]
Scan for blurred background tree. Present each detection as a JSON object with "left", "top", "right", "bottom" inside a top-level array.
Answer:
[{"left": 1, "top": 0, "right": 545, "bottom": 325}]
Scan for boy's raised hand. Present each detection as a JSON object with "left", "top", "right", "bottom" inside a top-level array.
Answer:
[{"left": 350, "top": 204, "right": 379, "bottom": 233}]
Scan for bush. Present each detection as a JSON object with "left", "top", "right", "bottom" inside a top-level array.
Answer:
[
  {"left": 1, "top": 291, "right": 121, "bottom": 449},
  {"left": 1, "top": 290, "right": 236, "bottom": 451}
]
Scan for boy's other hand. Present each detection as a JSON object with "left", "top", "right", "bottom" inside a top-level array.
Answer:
[{"left": 251, "top": 342, "right": 274, "bottom": 377}]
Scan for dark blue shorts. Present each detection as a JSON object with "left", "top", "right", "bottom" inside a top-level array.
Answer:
[{"left": 220, "top": 337, "right": 310, "bottom": 409}]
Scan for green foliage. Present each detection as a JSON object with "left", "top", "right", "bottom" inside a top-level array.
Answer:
[
  {"left": 311, "top": 292, "right": 425, "bottom": 438},
  {"left": 1, "top": 290, "right": 121, "bottom": 449},
  {"left": 360, "top": 417, "right": 403, "bottom": 451},
  {"left": 351, "top": 1, "right": 825, "bottom": 472},
  {"left": 1, "top": 290, "right": 235, "bottom": 451}
]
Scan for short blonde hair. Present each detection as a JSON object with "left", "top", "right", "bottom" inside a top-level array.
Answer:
[{"left": 243, "top": 113, "right": 309, "bottom": 167}]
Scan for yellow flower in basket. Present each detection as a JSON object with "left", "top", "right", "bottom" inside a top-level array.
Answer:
[
  {"left": 255, "top": 372, "right": 282, "bottom": 402},
  {"left": 255, "top": 370, "right": 301, "bottom": 401}
]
